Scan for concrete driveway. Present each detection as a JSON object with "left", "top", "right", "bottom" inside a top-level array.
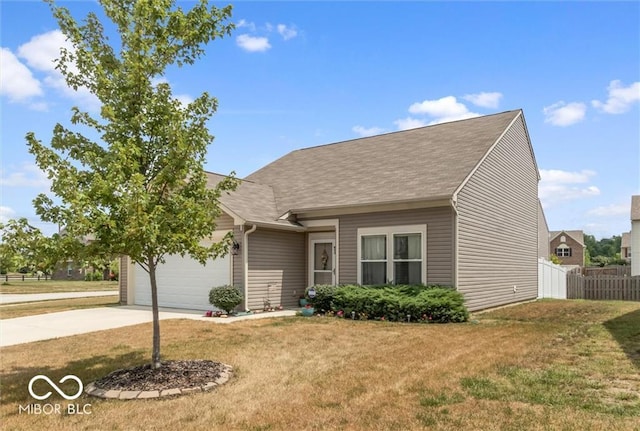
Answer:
[
  {"left": 0, "top": 291, "right": 118, "bottom": 304},
  {"left": 0, "top": 306, "right": 297, "bottom": 347}
]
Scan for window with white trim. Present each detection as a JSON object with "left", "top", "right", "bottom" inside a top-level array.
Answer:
[
  {"left": 358, "top": 225, "right": 426, "bottom": 285},
  {"left": 555, "top": 246, "right": 572, "bottom": 257}
]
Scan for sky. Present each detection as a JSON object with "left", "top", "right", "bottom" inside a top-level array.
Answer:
[{"left": 1, "top": 1, "right": 639, "bottom": 241}]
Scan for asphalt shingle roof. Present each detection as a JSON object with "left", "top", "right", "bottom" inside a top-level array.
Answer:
[
  {"left": 246, "top": 110, "right": 522, "bottom": 215},
  {"left": 210, "top": 110, "right": 525, "bottom": 224}
]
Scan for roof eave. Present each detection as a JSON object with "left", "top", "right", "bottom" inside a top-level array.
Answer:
[{"left": 286, "top": 196, "right": 453, "bottom": 219}]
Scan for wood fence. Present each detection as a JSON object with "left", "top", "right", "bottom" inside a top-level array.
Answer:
[
  {"left": 2, "top": 274, "right": 51, "bottom": 282},
  {"left": 567, "top": 273, "right": 640, "bottom": 301},
  {"left": 573, "top": 266, "right": 631, "bottom": 276}
]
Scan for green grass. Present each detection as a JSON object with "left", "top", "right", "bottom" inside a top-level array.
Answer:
[
  {"left": 0, "top": 280, "right": 117, "bottom": 294},
  {"left": 0, "top": 296, "right": 120, "bottom": 319}
]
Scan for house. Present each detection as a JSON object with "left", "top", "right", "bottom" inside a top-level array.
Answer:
[
  {"left": 621, "top": 232, "right": 631, "bottom": 263},
  {"left": 538, "top": 200, "right": 550, "bottom": 260},
  {"left": 51, "top": 231, "right": 103, "bottom": 281},
  {"left": 632, "top": 195, "right": 640, "bottom": 276},
  {"left": 119, "top": 109, "right": 541, "bottom": 312},
  {"left": 549, "top": 230, "right": 585, "bottom": 268}
]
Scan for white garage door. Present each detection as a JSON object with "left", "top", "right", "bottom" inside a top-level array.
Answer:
[{"left": 134, "top": 250, "right": 231, "bottom": 311}]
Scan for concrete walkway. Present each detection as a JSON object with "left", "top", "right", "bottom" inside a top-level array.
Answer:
[
  {"left": 0, "top": 306, "right": 297, "bottom": 347},
  {"left": 0, "top": 290, "right": 119, "bottom": 304}
]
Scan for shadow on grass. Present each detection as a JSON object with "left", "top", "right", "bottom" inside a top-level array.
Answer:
[
  {"left": 604, "top": 307, "right": 640, "bottom": 369},
  {"left": 0, "top": 351, "right": 146, "bottom": 407}
]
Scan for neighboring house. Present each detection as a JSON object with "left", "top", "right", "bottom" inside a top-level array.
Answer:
[
  {"left": 51, "top": 231, "right": 98, "bottom": 280},
  {"left": 621, "top": 232, "right": 631, "bottom": 263},
  {"left": 632, "top": 195, "right": 640, "bottom": 276},
  {"left": 51, "top": 261, "right": 90, "bottom": 281},
  {"left": 549, "top": 230, "right": 585, "bottom": 267},
  {"left": 120, "top": 110, "right": 541, "bottom": 312}
]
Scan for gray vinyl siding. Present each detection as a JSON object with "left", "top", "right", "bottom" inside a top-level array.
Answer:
[
  {"left": 246, "top": 228, "right": 306, "bottom": 310},
  {"left": 232, "top": 226, "right": 244, "bottom": 289},
  {"left": 456, "top": 115, "right": 539, "bottom": 311},
  {"left": 333, "top": 206, "right": 454, "bottom": 286},
  {"left": 538, "top": 201, "right": 550, "bottom": 260},
  {"left": 215, "top": 212, "right": 235, "bottom": 231}
]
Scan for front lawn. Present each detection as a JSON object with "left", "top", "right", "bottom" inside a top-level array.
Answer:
[{"left": 0, "top": 300, "right": 638, "bottom": 430}]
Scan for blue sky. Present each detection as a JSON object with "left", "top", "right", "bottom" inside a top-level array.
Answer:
[{"left": 1, "top": 1, "right": 639, "bottom": 240}]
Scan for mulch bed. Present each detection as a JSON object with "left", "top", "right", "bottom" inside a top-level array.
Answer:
[{"left": 93, "top": 360, "right": 227, "bottom": 392}]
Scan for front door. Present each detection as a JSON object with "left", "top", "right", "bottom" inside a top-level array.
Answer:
[{"left": 311, "top": 240, "right": 335, "bottom": 285}]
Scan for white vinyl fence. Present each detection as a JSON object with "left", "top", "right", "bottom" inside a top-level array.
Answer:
[{"left": 538, "top": 258, "right": 567, "bottom": 299}]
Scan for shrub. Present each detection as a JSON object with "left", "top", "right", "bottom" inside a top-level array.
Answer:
[
  {"left": 306, "top": 285, "right": 338, "bottom": 312},
  {"left": 84, "top": 271, "right": 103, "bottom": 281},
  {"left": 209, "top": 285, "right": 243, "bottom": 314},
  {"left": 330, "top": 284, "right": 468, "bottom": 323}
]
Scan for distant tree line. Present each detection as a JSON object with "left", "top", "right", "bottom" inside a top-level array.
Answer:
[
  {"left": 583, "top": 234, "right": 626, "bottom": 267},
  {"left": 0, "top": 218, "right": 116, "bottom": 278}
]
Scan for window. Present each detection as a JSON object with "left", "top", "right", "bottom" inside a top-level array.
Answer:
[
  {"left": 358, "top": 225, "right": 426, "bottom": 285},
  {"left": 393, "top": 233, "right": 422, "bottom": 284},
  {"left": 361, "top": 235, "right": 386, "bottom": 285},
  {"left": 555, "top": 247, "right": 571, "bottom": 257}
]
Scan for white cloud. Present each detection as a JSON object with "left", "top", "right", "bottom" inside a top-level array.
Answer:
[
  {"left": 0, "top": 206, "right": 16, "bottom": 224},
  {"left": 543, "top": 101, "right": 586, "bottom": 126},
  {"left": 406, "top": 96, "right": 480, "bottom": 125},
  {"left": 393, "top": 117, "right": 427, "bottom": 131},
  {"left": 539, "top": 168, "right": 600, "bottom": 207},
  {"left": 463, "top": 92, "right": 503, "bottom": 109},
  {"left": 277, "top": 24, "right": 297, "bottom": 40},
  {"left": 237, "top": 19, "right": 256, "bottom": 32},
  {"left": 0, "top": 164, "right": 50, "bottom": 189},
  {"left": 236, "top": 34, "right": 271, "bottom": 52},
  {"left": 409, "top": 96, "right": 468, "bottom": 117},
  {"left": 540, "top": 169, "right": 596, "bottom": 184},
  {"left": 592, "top": 80, "right": 640, "bottom": 114},
  {"left": 0, "top": 47, "right": 43, "bottom": 103},
  {"left": 16, "top": 30, "right": 99, "bottom": 110},
  {"left": 17, "top": 30, "right": 69, "bottom": 72},
  {"left": 586, "top": 203, "right": 630, "bottom": 217},
  {"left": 352, "top": 125, "right": 386, "bottom": 137},
  {"left": 427, "top": 112, "right": 481, "bottom": 125}
]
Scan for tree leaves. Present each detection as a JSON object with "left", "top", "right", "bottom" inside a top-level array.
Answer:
[{"left": 31, "top": 0, "right": 237, "bottom": 367}]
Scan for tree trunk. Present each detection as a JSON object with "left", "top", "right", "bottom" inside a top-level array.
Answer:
[{"left": 148, "top": 256, "right": 161, "bottom": 369}]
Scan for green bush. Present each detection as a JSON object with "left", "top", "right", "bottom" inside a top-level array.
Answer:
[
  {"left": 84, "top": 271, "right": 103, "bottom": 281},
  {"left": 209, "top": 285, "right": 243, "bottom": 314},
  {"left": 328, "top": 284, "right": 468, "bottom": 323},
  {"left": 306, "top": 285, "right": 338, "bottom": 312}
]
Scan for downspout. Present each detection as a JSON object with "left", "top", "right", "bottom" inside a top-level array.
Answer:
[
  {"left": 243, "top": 224, "right": 257, "bottom": 311},
  {"left": 450, "top": 198, "right": 459, "bottom": 289}
]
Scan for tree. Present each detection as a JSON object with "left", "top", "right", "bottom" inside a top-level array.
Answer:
[
  {"left": 27, "top": 0, "right": 237, "bottom": 368},
  {"left": 0, "top": 218, "right": 60, "bottom": 274},
  {"left": 584, "top": 233, "right": 624, "bottom": 266}
]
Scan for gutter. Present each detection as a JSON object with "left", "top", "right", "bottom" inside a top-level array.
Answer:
[{"left": 242, "top": 224, "right": 257, "bottom": 311}]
